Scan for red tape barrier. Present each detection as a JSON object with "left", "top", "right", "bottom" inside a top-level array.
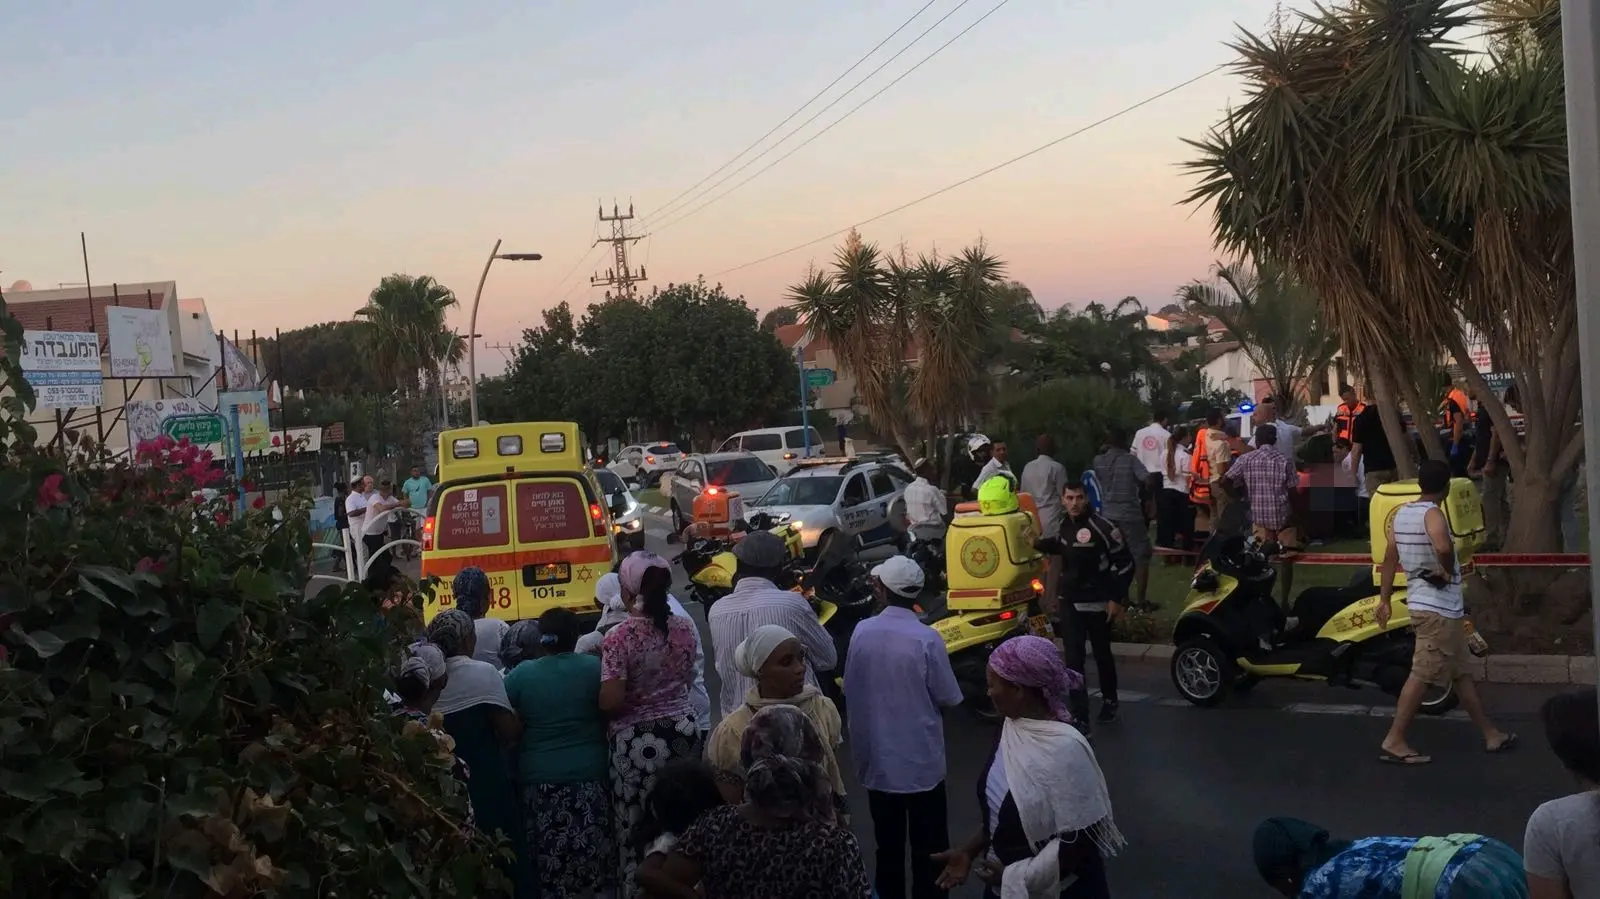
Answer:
[{"left": 1154, "top": 547, "right": 1590, "bottom": 568}]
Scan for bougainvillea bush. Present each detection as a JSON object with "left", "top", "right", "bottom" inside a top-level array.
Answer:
[{"left": 0, "top": 299, "right": 501, "bottom": 896}]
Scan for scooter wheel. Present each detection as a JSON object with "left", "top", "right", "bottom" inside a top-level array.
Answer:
[
  {"left": 1171, "top": 636, "right": 1236, "bottom": 707},
  {"left": 1417, "top": 681, "right": 1459, "bottom": 716}
]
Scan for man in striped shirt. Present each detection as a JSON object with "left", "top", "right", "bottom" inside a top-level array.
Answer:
[
  {"left": 706, "top": 530, "right": 838, "bottom": 717},
  {"left": 1375, "top": 460, "right": 1515, "bottom": 765}
]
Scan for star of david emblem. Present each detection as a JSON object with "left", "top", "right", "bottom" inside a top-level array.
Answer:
[
  {"left": 969, "top": 548, "right": 989, "bottom": 565},
  {"left": 577, "top": 567, "right": 594, "bottom": 583},
  {"left": 1348, "top": 611, "right": 1367, "bottom": 629}
]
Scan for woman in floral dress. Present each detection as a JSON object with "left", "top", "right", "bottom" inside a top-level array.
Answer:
[{"left": 600, "top": 551, "right": 702, "bottom": 898}]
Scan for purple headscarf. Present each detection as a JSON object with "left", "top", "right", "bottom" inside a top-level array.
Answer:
[
  {"left": 987, "top": 635, "right": 1084, "bottom": 724},
  {"left": 619, "top": 550, "right": 670, "bottom": 606}
]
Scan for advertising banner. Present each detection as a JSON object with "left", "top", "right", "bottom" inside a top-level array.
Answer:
[
  {"left": 218, "top": 390, "right": 270, "bottom": 454},
  {"left": 19, "top": 330, "right": 102, "bottom": 409},
  {"left": 126, "top": 397, "right": 211, "bottom": 447},
  {"left": 106, "top": 307, "right": 177, "bottom": 377}
]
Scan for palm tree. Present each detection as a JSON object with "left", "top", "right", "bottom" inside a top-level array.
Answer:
[
  {"left": 788, "top": 232, "right": 1005, "bottom": 460},
  {"left": 356, "top": 274, "right": 461, "bottom": 420},
  {"left": 1179, "top": 259, "right": 1341, "bottom": 419},
  {"left": 1181, "top": 0, "right": 1577, "bottom": 551}
]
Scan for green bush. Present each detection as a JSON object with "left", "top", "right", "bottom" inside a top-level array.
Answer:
[
  {"left": 992, "top": 377, "right": 1150, "bottom": 477},
  {"left": 0, "top": 300, "right": 500, "bottom": 895}
]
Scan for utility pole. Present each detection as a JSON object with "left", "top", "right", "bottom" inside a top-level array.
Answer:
[
  {"left": 590, "top": 200, "right": 648, "bottom": 296},
  {"left": 1560, "top": 0, "right": 1600, "bottom": 718}
]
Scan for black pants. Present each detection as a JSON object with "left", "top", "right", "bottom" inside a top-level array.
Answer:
[
  {"left": 362, "top": 533, "right": 392, "bottom": 584},
  {"left": 866, "top": 784, "right": 949, "bottom": 899},
  {"left": 1157, "top": 488, "right": 1193, "bottom": 548},
  {"left": 1059, "top": 605, "right": 1118, "bottom": 723}
]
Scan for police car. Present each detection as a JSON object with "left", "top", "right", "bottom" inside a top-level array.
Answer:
[{"left": 744, "top": 458, "right": 911, "bottom": 554}]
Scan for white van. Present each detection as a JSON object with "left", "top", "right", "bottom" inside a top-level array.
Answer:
[{"left": 717, "top": 426, "right": 826, "bottom": 474}]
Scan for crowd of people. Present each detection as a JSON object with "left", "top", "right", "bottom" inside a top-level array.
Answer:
[{"left": 387, "top": 527, "right": 1132, "bottom": 899}]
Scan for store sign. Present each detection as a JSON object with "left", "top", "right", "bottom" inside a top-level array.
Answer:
[{"left": 19, "top": 330, "right": 102, "bottom": 409}]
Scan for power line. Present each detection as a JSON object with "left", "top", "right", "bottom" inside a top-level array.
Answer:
[
  {"left": 539, "top": 217, "right": 603, "bottom": 306},
  {"left": 642, "top": 0, "right": 943, "bottom": 226},
  {"left": 648, "top": 0, "right": 1010, "bottom": 237},
  {"left": 712, "top": 65, "right": 1227, "bottom": 277}
]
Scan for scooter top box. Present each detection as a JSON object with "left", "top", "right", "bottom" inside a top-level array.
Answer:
[
  {"left": 945, "top": 504, "right": 1045, "bottom": 610},
  {"left": 1365, "top": 477, "right": 1486, "bottom": 587}
]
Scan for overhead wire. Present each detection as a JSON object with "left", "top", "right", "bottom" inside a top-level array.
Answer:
[
  {"left": 648, "top": 0, "right": 1010, "bottom": 237},
  {"left": 539, "top": 217, "right": 602, "bottom": 308},
  {"left": 711, "top": 65, "right": 1228, "bottom": 277},
  {"left": 641, "top": 0, "right": 945, "bottom": 228}
]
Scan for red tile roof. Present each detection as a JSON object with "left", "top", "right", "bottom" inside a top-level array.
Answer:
[{"left": 4, "top": 283, "right": 172, "bottom": 345}]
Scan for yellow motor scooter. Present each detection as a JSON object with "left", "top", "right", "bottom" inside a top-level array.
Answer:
[
  {"left": 923, "top": 479, "right": 1050, "bottom": 710},
  {"left": 1170, "top": 477, "right": 1488, "bottom": 713}
]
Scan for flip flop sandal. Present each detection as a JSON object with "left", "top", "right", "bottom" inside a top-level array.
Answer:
[
  {"left": 1487, "top": 733, "right": 1519, "bottom": 754},
  {"left": 1379, "top": 750, "right": 1433, "bottom": 765}
]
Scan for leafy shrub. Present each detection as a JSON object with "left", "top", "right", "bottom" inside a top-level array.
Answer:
[
  {"left": 1110, "top": 608, "right": 1163, "bottom": 644},
  {"left": 0, "top": 299, "right": 500, "bottom": 896},
  {"left": 992, "top": 377, "right": 1149, "bottom": 477}
]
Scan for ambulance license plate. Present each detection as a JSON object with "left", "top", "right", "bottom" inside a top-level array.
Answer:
[{"left": 526, "top": 562, "right": 571, "bottom": 585}]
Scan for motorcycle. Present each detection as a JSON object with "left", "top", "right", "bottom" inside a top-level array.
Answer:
[
  {"left": 1169, "top": 533, "right": 1481, "bottom": 714},
  {"left": 905, "top": 522, "right": 948, "bottom": 592},
  {"left": 921, "top": 497, "right": 1050, "bottom": 714},
  {"left": 674, "top": 511, "right": 805, "bottom": 610}
]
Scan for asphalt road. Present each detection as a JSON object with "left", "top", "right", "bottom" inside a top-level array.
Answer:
[{"left": 352, "top": 505, "right": 1576, "bottom": 897}]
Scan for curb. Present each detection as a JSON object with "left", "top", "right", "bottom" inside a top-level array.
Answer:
[{"left": 1113, "top": 642, "right": 1597, "bottom": 686}]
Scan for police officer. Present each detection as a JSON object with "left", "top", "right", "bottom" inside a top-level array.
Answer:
[{"left": 1035, "top": 479, "right": 1134, "bottom": 734}]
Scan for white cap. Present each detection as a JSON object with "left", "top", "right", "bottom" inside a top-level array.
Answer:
[{"left": 870, "top": 555, "right": 925, "bottom": 599}]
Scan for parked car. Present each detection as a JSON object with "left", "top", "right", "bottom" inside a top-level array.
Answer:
[
  {"left": 594, "top": 467, "right": 646, "bottom": 554},
  {"left": 667, "top": 453, "right": 778, "bottom": 533},
  {"left": 607, "top": 441, "right": 684, "bottom": 486},
  {"left": 745, "top": 459, "right": 911, "bottom": 554},
  {"left": 716, "top": 426, "right": 825, "bottom": 475}
]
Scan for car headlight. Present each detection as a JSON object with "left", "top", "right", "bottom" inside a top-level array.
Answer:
[{"left": 621, "top": 517, "right": 643, "bottom": 532}]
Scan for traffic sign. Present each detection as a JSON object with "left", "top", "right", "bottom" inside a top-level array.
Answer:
[
  {"left": 805, "top": 368, "right": 836, "bottom": 388},
  {"left": 163, "top": 413, "right": 226, "bottom": 445}
]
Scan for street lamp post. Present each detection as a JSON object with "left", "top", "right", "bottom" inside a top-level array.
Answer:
[
  {"left": 467, "top": 239, "right": 541, "bottom": 426},
  {"left": 1561, "top": 0, "right": 1600, "bottom": 713}
]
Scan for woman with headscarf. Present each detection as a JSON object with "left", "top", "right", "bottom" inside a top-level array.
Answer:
[
  {"left": 504, "top": 607, "right": 614, "bottom": 898},
  {"left": 581, "top": 570, "right": 711, "bottom": 740},
  {"left": 599, "top": 551, "right": 702, "bottom": 898},
  {"left": 427, "top": 608, "right": 531, "bottom": 896},
  {"left": 933, "top": 635, "right": 1123, "bottom": 899},
  {"left": 1253, "top": 816, "right": 1527, "bottom": 898},
  {"left": 704, "top": 625, "right": 847, "bottom": 815},
  {"left": 391, "top": 641, "right": 475, "bottom": 828},
  {"left": 452, "top": 566, "right": 510, "bottom": 669},
  {"left": 640, "top": 705, "right": 871, "bottom": 899}
]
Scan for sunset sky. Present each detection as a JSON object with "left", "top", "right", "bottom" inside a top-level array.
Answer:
[{"left": 4, "top": 0, "right": 1291, "bottom": 366}]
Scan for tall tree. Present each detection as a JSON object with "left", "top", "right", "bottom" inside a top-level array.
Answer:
[
  {"left": 759, "top": 305, "right": 799, "bottom": 332},
  {"left": 1181, "top": 0, "right": 1577, "bottom": 550},
  {"left": 1178, "top": 259, "right": 1341, "bottom": 418},
  {"left": 787, "top": 232, "right": 1005, "bottom": 458}
]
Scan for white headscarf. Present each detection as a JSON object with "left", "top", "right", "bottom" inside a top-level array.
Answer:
[
  {"left": 400, "top": 642, "right": 447, "bottom": 687},
  {"left": 997, "top": 716, "right": 1125, "bottom": 898},
  {"left": 575, "top": 572, "right": 630, "bottom": 655},
  {"left": 733, "top": 624, "right": 798, "bottom": 679}
]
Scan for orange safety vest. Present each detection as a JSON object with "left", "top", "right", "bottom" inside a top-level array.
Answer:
[
  {"left": 1442, "top": 388, "right": 1472, "bottom": 430},
  {"left": 1190, "top": 428, "right": 1213, "bottom": 502},
  {"left": 1335, "top": 401, "right": 1365, "bottom": 443}
]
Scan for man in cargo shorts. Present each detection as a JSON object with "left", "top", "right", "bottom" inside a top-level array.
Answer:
[{"left": 1374, "top": 460, "right": 1515, "bottom": 765}]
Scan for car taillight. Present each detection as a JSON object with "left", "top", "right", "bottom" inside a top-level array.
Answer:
[
  {"left": 590, "top": 503, "right": 603, "bottom": 521},
  {"left": 646, "top": 455, "right": 656, "bottom": 464},
  {"left": 589, "top": 502, "right": 604, "bottom": 537},
  {"left": 783, "top": 452, "right": 796, "bottom": 460},
  {"left": 422, "top": 517, "right": 435, "bottom": 552},
  {"left": 1030, "top": 578, "right": 1044, "bottom": 594}
]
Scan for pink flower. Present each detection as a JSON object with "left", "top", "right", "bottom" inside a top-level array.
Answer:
[
  {"left": 251, "top": 495, "right": 265, "bottom": 510},
  {"left": 135, "top": 557, "right": 166, "bottom": 575},
  {"left": 37, "top": 474, "right": 67, "bottom": 510}
]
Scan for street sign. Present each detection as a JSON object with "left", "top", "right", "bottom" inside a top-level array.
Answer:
[
  {"left": 1483, "top": 372, "right": 1515, "bottom": 391},
  {"left": 805, "top": 368, "right": 836, "bottom": 388},
  {"left": 162, "top": 413, "right": 225, "bottom": 445}
]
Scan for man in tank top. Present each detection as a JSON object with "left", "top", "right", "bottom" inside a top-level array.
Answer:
[{"left": 1374, "top": 460, "right": 1516, "bottom": 765}]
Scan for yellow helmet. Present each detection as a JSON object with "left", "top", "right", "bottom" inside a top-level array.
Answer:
[{"left": 978, "top": 473, "right": 1019, "bottom": 516}]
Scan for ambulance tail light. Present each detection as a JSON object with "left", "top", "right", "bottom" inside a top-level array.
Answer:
[
  {"left": 422, "top": 516, "right": 436, "bottom": 552},
  {"left": 589, "top": 502, "right": 604, "bottom": 536},
  {"left": 1030, "top": 577, "right": 1044, "bottom": 595}
]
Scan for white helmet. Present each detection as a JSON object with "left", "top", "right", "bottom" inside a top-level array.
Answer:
[{"left": 966, "top": 434, "right": 992, "bottom": 461}]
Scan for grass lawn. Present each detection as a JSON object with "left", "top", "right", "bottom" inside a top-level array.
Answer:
[{"left": 1135, "top": 536, "right": 1374, "bottom": 642}]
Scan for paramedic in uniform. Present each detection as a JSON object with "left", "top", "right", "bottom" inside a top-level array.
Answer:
[{"left": 1034, "top": 481, "right": 1134, "bottom": 735}]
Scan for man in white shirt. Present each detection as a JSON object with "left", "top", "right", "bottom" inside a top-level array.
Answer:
[
  {"left": 1132, "top": 411, "right": 1172, "bottom": 486},
  {"left": 1250, "top": 395, "right": 1314, "bottom": 456},
  {"left": 706, "top": 531, "right": 839, "bottom": 716},
  {"left": 1020, "top": 434, "right": 1069, "bottom": 614},
  {"left": 343, "top": 477, "right": 370, "bottom": 578},
  {"left": 362, "top": 479, "right": 403, "bottom": 584},
  {"left": 903, "top": 459, "right": 948, "bottom": 537},
  {"left": 971, "top": 440, "right": 1010, "bottom": 493}
]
